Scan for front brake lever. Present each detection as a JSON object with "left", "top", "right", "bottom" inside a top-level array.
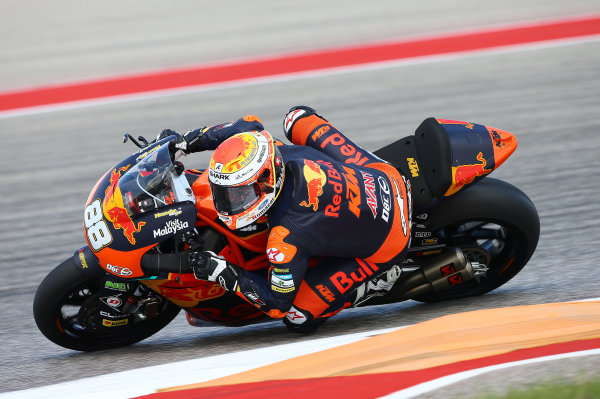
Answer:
[{"left": 123, "top": 133, "right": 149, "bottom": 149}]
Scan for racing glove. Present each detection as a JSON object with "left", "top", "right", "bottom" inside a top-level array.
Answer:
[
  {"left": 155, "top": 129, "right": 189, "bottom": 157},
  {"left": 190, "top": 251, "right": 241, "bottom": 292},
  {"left": 184, "top": 115, "right": 265, "bottom": 153},
  {"left": 157, "top": 115, "right": 265, "bottom": 155},
  {"left": 282, "top": 105, "right": 327, "bottom": 142}
]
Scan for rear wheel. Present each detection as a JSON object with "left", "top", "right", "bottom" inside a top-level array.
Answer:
[
  {"left": 412, "top": 178, "right": 539, "bottom": 302},
  {"left": 33, "top": 257, "right": 180, "bottom": 351}
]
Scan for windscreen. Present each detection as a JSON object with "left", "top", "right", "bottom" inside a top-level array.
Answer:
[{"left": 117, "top": 143, "right": 195, "bottom": 217}]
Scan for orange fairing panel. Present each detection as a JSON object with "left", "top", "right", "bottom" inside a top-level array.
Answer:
[
  {"left": 143, "top": 278, "right": 226, "bottom": 308},
  {"left": 96, "top": 244, "right": 157, "bottom": 278},
  {"left": 192, "top": 172, "right": 219, "bottom": 222}
]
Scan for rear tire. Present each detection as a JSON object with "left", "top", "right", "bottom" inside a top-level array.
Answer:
[
  {"left": 413, "top": 178, "right": 539, "bottom": 302},
  {"left": 33, "top": 257, "right": 181, "bottom": 351}
]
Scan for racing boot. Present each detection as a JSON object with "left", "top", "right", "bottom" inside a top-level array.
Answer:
[{"left": 283, "top": 305, "right": 328, "bottom": 333}]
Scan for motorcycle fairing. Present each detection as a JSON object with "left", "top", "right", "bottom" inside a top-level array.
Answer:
[
  {"left": 373, "top": 118, "right": 517, "bottom": 210},
  {"left": 435, "top": 119, "right": 517, "bottom": 196},
  {"left": 73, "top": 246, "right": 105, "bottom": 277},
  {"left": 83, "top": 138, "right": 197, "bottom": 278}
]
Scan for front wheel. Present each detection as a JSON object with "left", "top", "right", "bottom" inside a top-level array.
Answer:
[
  {"left": 412, "top": 178, "right": 540, "bottom": 302},
  {"left": 33, "top": 257, "right": 181, "bottom": 351}
]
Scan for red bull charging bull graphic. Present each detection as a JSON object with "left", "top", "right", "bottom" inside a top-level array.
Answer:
[
  {"left": 445, "top": 151, "right": 492, "bottom": 196},
  {"left": 103, "top": 165, "right": 146, "bottom": 245},
  {"left": 299, "top": 159, "right": 327, "bottom": 211},
  {"left": 435, "top": 119, "right": 516, "bottom": 197}
]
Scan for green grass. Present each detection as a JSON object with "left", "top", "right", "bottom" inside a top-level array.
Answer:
[{"left": 481, "top": 379, "right": 600, "bottom": 399}]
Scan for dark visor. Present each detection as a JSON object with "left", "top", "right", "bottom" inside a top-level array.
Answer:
[{"left": 210, "top": 182, "right": 262, "bottom": 215}]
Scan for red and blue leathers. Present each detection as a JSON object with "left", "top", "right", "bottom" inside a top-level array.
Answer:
[{"left": 190, "top": 111, "right": 412, "bottom": 326}]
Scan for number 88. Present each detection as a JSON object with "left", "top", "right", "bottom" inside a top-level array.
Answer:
[{"left": 84, "top": 200, "right": 112, "bottom": 251}]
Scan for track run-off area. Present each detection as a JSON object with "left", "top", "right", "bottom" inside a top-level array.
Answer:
[
  {"left": 2, "top": 299, "right": 600, "bottom": 398},
  {"left": 1, "top": 2, "right": 599, "bottom": 398}
]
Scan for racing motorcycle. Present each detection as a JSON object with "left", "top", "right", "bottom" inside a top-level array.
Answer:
[{"left": 33, "top": 117, "right": 540, "bottom": 351}]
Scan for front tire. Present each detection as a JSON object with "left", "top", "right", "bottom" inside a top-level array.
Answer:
[{"left": 33, "top": 257, "right": 181, "bottom": 351}]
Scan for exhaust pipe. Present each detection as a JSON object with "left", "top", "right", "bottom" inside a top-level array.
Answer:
[
  {"left": 353, "top": 247, "right": 483, "bottom": 306},
  {"left": 399, "top": 248, "right": 476, "bottom": 300}
]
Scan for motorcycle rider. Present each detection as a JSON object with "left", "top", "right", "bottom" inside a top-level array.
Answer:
[{"left": 165, "top": 106, "right": 412, "bottom": 332}]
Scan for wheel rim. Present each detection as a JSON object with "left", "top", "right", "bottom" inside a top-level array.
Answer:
[
  {"left": 55, "top": 279, "right": 171, "bottom": 341},
  {"left": 435, "top": 218, "right": 526, "bottom": 294}
]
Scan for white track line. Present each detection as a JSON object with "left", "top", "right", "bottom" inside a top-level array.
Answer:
[
  {"left": 3, "top": 299, "right": 599, "bottom": 398},
  {"left": 0, "top": 327, "right": 401, "bottom": 399}
]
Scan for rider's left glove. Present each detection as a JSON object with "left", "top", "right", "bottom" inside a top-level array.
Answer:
[
  {"left": 156, "top": 129, "right": 189, "bottom": 153},
  {"left": 191, "top": 251, "right": 240, "bottom": 292},
  {"left": 156, "top": 127, "right": 211, "bottom": 154}
]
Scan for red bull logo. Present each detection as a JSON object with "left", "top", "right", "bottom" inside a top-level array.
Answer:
[
  {"left": 103, "top": 165, "right": 146, "bottom": 245},
  {"left": 445, "top": 152, "right": 492, "bottom": 196},
  {"left": 299, "top": 160, "right": 327, "bottom": 211}
]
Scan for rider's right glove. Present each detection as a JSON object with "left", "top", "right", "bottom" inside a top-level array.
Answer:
[{"left": 190, "top": 251, "right": 241, "bottom": 292}]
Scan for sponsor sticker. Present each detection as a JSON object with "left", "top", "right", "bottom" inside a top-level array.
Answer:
[
  {"left": 272, "top": 285, "right": 295, "bottom": 293},
  {"left": 378, "top": 176, "right": 391, "bottom": 222},
  {"left": 154, "top": 208, "right": 183, "bottom": 218},
  {"left": 106, "top": 264, "right": 133, "bottom": 276},
  {"left": 153, "top": 219, "right": 190, "bottom": 238},
  {"left": 271, "top": 274, "right": 295, "bottom": 289},
  {"left": 360, "top": 171, "right": 377, "bottom": 218},
  {"left": 78, "top": 249, "right": 88, "bottom": 269},
  {"left": 104, "top": 281, "right": 128, "bottom": 291},
  {"left": 101, "top": 296, "right": 123, "bottom": 310},
  {"left": 102, "top": 318, "right": 129, "bottom": 327}
]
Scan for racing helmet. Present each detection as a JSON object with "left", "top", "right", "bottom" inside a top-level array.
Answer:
[{"left": 208, "top": 130, "right": 285, "bottom": 230}]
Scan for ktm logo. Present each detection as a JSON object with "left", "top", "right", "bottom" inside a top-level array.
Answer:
[
  {"left": 316, "top": 284, "right": 336, "bottom": 302},
  {"left": 317, "top": 160, "right": 361, "bottom": 219},
  {"left": 407, "top": 158, "right": 420, "bottom": 177}
]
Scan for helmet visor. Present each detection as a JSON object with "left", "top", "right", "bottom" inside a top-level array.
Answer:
[{"left": 210, "top": 182, "right": 262, "bottom": 216}]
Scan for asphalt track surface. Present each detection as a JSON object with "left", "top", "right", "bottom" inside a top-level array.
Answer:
[{"left": 1, "top": 1, "right": 599, "bottom": 397}]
